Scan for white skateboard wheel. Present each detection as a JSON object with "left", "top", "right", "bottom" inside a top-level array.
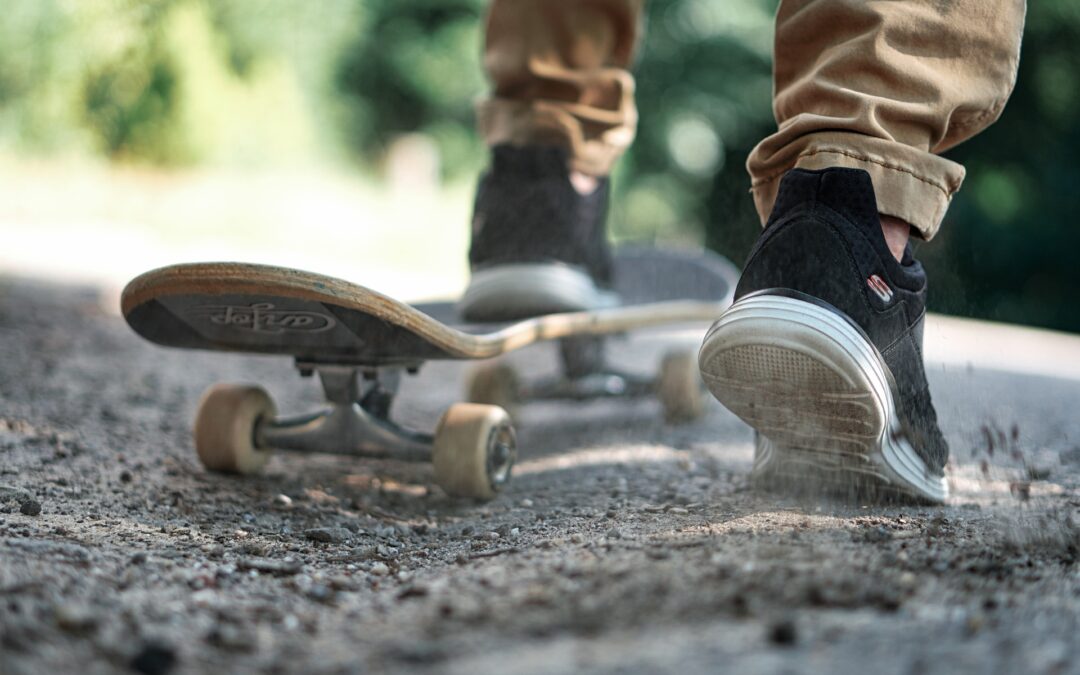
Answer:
[
  {"left": 465, "top": 361, "right": 521, "bottom": 420},
  {"left": 657, "top": 349, "right": 705, "bottom": 423},
  {"left": 433, "top": 403, "right": 516, "bottom": 499},
  {"left": 193, "top": 384, "right": 276, "bottom": 474}
]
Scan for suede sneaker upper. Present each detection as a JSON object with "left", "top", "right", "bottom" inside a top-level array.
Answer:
[
  {"left": 469, "top": 144, "right": 612, "bottom": 285},
  {"left": 734, "top": 167, "right": 948, "bottom": 474},
  {"left": 461, "top": 144, "right": 616, "bottom": 321}
]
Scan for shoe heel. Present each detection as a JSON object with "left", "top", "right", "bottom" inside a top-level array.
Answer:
[{"left": 699, "top": 293, "right": 947, "bottom": 503}]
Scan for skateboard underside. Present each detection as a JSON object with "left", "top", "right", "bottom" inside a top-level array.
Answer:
[{"left": 121, "top": 248, "right": 739, "bottom": 500}]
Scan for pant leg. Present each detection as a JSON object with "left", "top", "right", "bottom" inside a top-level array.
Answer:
[
  {"left": 477, "top": 0, "right": 643, "bottom": 176},
  {"left": 747, "top": 0, "right": 1026, "bottom": 239}
]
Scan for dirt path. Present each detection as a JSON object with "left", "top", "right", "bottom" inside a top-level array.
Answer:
[{"left": 1, "top": 276, "right": 1078, "bottom": 675}]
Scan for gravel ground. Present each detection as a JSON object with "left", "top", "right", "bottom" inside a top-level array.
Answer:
[{"left": 1, "top": 276, "right": 1079, "bottom": 675}]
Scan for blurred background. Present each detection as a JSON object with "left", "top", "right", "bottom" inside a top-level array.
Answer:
[{"left": 0, "top": 0, "right": 1076, "bottom": 330}]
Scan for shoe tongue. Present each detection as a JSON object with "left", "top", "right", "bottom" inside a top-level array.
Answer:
[
  {"left": 768, "top": 168, "right": 881, "bottom": 236},
  {"left": 816, "top": 168, "right": 883, "bottom": 235}
]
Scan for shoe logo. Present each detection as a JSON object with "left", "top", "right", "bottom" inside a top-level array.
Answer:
[
  {"left": 867, "top": 275, "right": 894, "bottom": 302},
  {"left": 191, "top": 303, "right": 337, "bottom": 333}
]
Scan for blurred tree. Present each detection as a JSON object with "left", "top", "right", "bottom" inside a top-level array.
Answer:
[
  {"left": 0, "top": 0, "right": 356, "bottom": 165},
  {"left": 616, "top": 0, "right": 776, "bottom": 257},
  {"left": 920, "top": 0, "right": 1080, "bottom": 332},
  {"left": 334, "top": 0, "right": 488, "bottom": 177}
]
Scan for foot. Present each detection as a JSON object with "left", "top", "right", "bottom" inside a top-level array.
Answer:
[
  {"left": 460, "top": 144, "right": 618, "bottom": 322},
  {"left": 698, "top": 167, "right": 949, "bottom": 503}
]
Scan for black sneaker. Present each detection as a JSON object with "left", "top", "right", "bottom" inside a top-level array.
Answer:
[
  {"left": 698, "top": 167, "right": 949, "bottom": 503},
  {"left": 460, "top": 144, "right": 618, "bottom": 322}
]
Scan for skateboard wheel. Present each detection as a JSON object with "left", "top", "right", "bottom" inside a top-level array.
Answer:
[
  {"left": 193, "top": 384, "right": 276, "bottom": 474},
  {"left": 432, "top": 403, "right": 516, "bottom": 499},
  {"left": 657, "top": 349, "right": 705, "bottom": 423},
  {"left": 465, "top": 362, "right": 521, "bottom": 419}
]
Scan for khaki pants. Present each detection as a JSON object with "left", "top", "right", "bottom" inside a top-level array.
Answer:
[{"left": 478, "top": 0, "right": 1026, "bottom": 239}]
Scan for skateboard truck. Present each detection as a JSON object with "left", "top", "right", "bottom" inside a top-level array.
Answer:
[
  {"left": 255, "top": 365, "right": 433, "bottom": 462},
  {"left": 192, "top": 363, "right": 516, "bottom": 500},
  {"left": 467, "top": 336, "right": 706, "bottom": 423}
]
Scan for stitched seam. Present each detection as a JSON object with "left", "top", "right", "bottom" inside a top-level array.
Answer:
[
  {"left": 752, "top": 149, "right": 953, "bottom": 196},
  {"left": 880, "top": 314, "right": 919, "bottom": 355}
]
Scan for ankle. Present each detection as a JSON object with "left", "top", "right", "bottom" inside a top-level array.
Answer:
[
  {"left": 569, "top": 170, "right": 600, "bottom": 196},
  {"left": 879, "top": 215, "right": 910, "bottom": 262}
]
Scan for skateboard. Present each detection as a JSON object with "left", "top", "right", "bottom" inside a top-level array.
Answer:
[{"left": 121, "top": 248, "right": 738, "bottom": 499}]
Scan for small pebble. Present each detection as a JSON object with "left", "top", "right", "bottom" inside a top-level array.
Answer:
[
  {"left": 237, "top": 557, "right": 302, "bottom": 576},
  {"left": 130, "top": 641, "right": 177, "bottom": 675},
  {"left": 570, "top": 534, "right": 585, "bottom": 544},
  {"left": 370, "top": 562, "right": 390, "bottom": 576},
  {"left": 306, "top": 584, "right": 335, "bottom": 604},
  {"left": 19, "top": 499, "right": 41, "bottom": 516},
  {"left": 965, "top": 614, "right": 985, "bottom": 635},
  {"left": 520, "top": 499, "right": 534, "bottom": 508},
  {"left": 206, "top": 623, "right": 256, "bottom": 652},
  {"left": 304, "top": 527, "right": 351, "bottom": 544},
  {"left": 605, "top": 528, "right": 622, "bottom": 540},
  {"left": 329, "top": 575, "right": 359, "bottom": 592},
  {"left": 272, "top": 494, "right": 293, "bottom": 508},
  {"left": 769, "top": 619, "right": 798, "bottom": 646},
  {"left": 119, "top": 470, "right": 133, "bottom": 483},
  {"left": 55, "top": 604, "right": 98, "bottom": 634}
]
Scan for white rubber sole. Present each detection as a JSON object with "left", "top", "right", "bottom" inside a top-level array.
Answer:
[
  {"left": 698, "top": 294, "right": 948, "bottom": 503},
  {"left": 460, "top": 264, "right": 618, "bottom": 322}
]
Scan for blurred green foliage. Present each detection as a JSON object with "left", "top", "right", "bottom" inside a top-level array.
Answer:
[
  {"left": 920, "top": 0, "right": 1080, "bottom": 332},
  {"left": 335, "top": 0, "right": 487, "bottom": 176},
  {"left": 0, "top": 0, "right": 358, "bottom": 164},
  {"left": 0, "top": 0, "right": 1076, "bottom": 332},
  {"left": 620, "top": 0, "right": 776, "bottom": 256}
]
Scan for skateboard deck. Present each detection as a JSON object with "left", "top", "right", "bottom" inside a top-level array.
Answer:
[
  {"left": 121, "top": 248, "right": 738, "bottom": 500},
  {"left": 121, "top": 248, "right": 738, "bottom": 367}
]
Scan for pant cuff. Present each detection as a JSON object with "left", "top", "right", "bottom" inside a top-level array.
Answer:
[{"left": 749, "top": 132, "right": 966, "bottom": 240}]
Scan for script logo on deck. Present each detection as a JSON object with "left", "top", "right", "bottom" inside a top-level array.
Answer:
[{"left": 192, "top": 303, "right": 337, "bottom": 334}]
